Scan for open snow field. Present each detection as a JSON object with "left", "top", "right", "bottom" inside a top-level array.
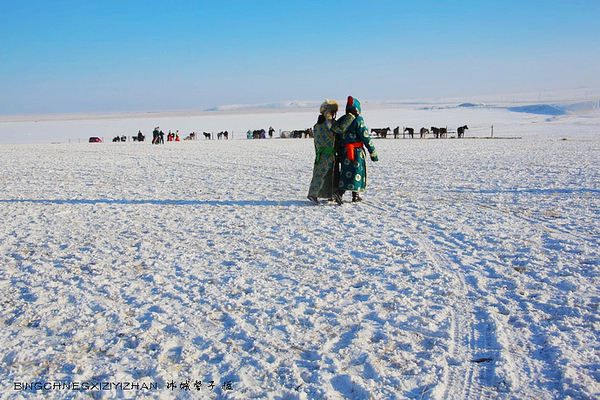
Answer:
[{"left": 1, "top": 101, "right": 599, "bottom": 398}]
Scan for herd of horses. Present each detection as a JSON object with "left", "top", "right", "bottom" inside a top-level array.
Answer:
[
  {"left": 112, "top": 131, "right": 228, "bottom": 142},
  {"left": 114, "top": 129, "right": 274, "bottom": 142},
  {"left": 112, "top": 124, "right": 468, "bottom": 143},
  {"left": 371, "top": 125, "right": 469, "bottom": 139}
]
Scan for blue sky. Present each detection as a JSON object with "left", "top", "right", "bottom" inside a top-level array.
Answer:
[{"left": 1, "top": 0, "right": 599, "bottom": 114}]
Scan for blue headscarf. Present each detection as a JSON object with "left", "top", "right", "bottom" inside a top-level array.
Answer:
[{"left": 346, "top": 95, "right": 361, "bottom": 115}]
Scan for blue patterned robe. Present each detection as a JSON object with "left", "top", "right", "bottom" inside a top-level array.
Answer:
[{"left": 335, "top": 114, "right": 378, "bottom": 193}]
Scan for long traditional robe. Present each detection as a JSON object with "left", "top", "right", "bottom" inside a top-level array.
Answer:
[
  {"left": 335, "top": 114, "right": 378, "bottom": 193},
  {"left": 308, "top": 120, "right": 338, "bottom": 199}
]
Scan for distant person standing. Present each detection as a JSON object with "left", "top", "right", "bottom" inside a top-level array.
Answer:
[
  {"left": 307, "top": 100, "right": 339, "bottom": 204},
  {"left": 152, "top": 127, "right": 160, "bottom": 144},
  {"left": 333, "top": 96, "right": 378, "bottom": 204}
]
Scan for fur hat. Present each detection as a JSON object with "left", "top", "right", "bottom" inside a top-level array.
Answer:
[
  {"left": 319, "top": 99, "right": 338, "bottom": 119},
  {"left": 346, "top": 95, "right": 361, "bottom": 115}
]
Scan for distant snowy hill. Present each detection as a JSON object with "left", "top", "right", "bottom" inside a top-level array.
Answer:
[
  {"left": 204, "top": 96, "right": 600, "bottom": 118},
  {"left": 508, "top": 100, "right": 600, "bottom": 116}
]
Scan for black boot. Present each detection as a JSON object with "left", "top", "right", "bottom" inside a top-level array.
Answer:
[
  {"left": 352, "top": 192, "right": 363, "bottom": 202},
  {"left": 333, "top": 190, "right": 344, "bottom": 205},
  {"left": 307, "top": 195, "right": 319, "bottom": 205}
]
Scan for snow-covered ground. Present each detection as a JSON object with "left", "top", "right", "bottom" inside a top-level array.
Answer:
[{"left": 0, "top": 99, "right": 599, "bottom": 399}]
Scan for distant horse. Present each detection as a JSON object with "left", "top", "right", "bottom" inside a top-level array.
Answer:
[
  {"left": 457, "top": 125, "right": 468, "bottom": 138},
  {"left": 253, "top": 129, "right": 266, "bottom": 139},
  {"left": 217, "top": 131, "right": 229, "bottom": 140},
  {"left": 393, "top": 126, "right": 400, "bottom": 138},
  {"left": 203, "top": 132, "right": 211, "bottom": 139},
  {"left": 291, "top": 129, "right": 309, "bottom": 138},
  {"left": 403, "top": 127, "right": 414, "bottom": 139},
  {"left": 419, "top": 127, "right": 429, "bottom": 139},
  {"left": 431, "top": 127, "right": 443, "bottom": 138},
  {"left": 371, "top": 127, "right": 390, "bottom": 138},
  {"left": 439, "top": 127, "right": 448, "bottom": 138}
]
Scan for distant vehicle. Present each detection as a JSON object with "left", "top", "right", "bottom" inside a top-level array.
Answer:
[{"left": 89, "top": 137, "right": 102, "bottom": 143}]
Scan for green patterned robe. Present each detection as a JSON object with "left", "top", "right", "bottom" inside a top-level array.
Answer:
[
  {"left": 335, "top": 114, "right": 378, "bottom": 193},
  {"left": 308, "top": 120, "right": 338, "bottom": 199}
]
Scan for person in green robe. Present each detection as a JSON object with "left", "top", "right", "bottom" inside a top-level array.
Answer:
[
  {"left": 307, "top": 99, "right": 339, "bottom": 204},
  {"left": 333, "top": 96, "right": 379, "bottom": 204}
]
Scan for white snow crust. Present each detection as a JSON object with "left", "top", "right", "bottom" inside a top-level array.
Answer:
[{"left": 1, "top": 100, "right": 599, "bottom": 399}]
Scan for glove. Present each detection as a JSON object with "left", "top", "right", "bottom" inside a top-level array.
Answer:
[{"left": 371, "top": 154, "right": 379, "bottom": 162}]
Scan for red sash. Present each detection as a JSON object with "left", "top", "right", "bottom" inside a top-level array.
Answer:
[{"left": 345, "top": 142, "right": 363, "bottom": 162}]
